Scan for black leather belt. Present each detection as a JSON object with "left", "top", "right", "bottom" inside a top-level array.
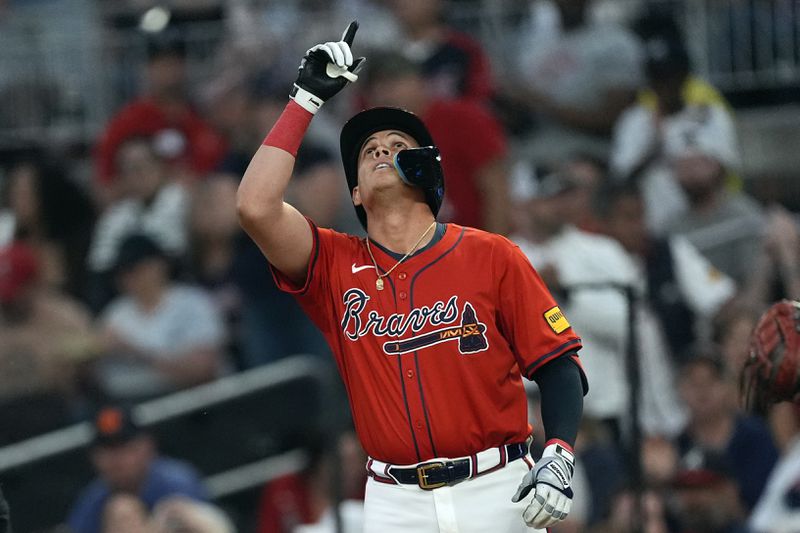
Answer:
[{"left": 387, "top": 441, "right": 528, "bottom": 490}]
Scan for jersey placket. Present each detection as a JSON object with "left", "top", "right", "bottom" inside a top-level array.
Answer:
[
  {"left": 395, "top": 265, "right": 438, "bottom": 461},
  {"left": 367, "top": 256, "right": 430, "bottom": 462}
]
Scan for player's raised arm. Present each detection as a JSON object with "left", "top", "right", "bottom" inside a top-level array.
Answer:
[{"left": 237, "top": 22, "right": 364, "bottom": 283}]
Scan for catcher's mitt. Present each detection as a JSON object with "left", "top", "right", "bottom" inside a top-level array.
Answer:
[{"left": 742, "top": 300, "right": 800, "bottom": 413}]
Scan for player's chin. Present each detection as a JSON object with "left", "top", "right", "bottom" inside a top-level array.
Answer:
[
  {"left": 367, "top": 173, "right": 405, "bottom": 194},
  {"left": 370, "top": 166, "right": 402, "bottom": 183}
]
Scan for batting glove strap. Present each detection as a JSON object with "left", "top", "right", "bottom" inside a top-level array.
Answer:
[
  {"left": 290, "top": 85, "right": 326, "bottom": 115},
  {"left": 540, "top": 442, "right": 575, "bottom": 487},
  {"left": 536, "top": 480, "right": 574, "bottom": 499}
]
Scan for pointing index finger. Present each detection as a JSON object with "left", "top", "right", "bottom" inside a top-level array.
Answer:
[{"left": 342, "top": 20, "right": 359, "bottom": 46}]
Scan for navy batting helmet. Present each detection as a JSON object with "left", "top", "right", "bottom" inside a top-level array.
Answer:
[{"left": 339, "top": 107, "right": 445, "bottom": 229}]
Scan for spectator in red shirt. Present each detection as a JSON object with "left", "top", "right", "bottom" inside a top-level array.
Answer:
[
  {"left": 93, "top": 34, "right": 226, "bottom": 204},
  {"left": 387, "top": 0, "right": 494, "bottom": 102},
  {"left": 361, "top": 52, "right": 511, "bottom": 234},
  {"left": 257, "top": 431, "right": 366, "bottom": 533}
]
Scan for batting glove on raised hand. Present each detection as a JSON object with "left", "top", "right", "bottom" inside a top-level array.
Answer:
[
  {"left": 291, "top": 20, "right": 366, "bottom": 114},
  {"left": 511, "top": 440, "right": 575, "bottom": 529}
]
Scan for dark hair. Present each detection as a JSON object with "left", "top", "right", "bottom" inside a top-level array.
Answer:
[
  {"left": 2, "top": 154, "right": 95, "bottom": 241},
  {"left": 591, "top": 181, "right": 642, "bottom": 220},
  {"left": 1, "top": 153, "right": 96, "bottom": 297},
  {"left": 679, "top": 347, "right": 729, "bottom": 379},
  {"left": 114, "top": 234, "right": 167, "bottom": 274}
]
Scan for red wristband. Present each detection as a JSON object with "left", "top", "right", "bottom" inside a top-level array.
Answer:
[{"left": 262, "top": 100, "right": 314, "bottom": 157}]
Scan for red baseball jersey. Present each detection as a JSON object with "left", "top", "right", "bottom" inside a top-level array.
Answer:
[{"left": 272, "top": 222, "right": 585, "bottom": 465}]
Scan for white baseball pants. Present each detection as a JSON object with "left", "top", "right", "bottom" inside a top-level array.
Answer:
[{"left": 363, "top": 457, "right": 546, "bottom": 533}]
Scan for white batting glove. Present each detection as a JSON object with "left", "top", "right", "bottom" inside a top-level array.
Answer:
[
  {"left": 511, "top": 441, "right": 575, "bottom": 529},
  {"left": 306, "top": 40, "right": 358, "bottom": 83}
]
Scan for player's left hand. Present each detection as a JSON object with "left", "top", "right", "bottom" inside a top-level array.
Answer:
[{"left": 511, "top": 441, "right": 575, "bottom": 529}]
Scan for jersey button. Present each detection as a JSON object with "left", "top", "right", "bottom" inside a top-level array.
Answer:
[
  {"left": 406, "top": 370, "right": 414, "bottom": 379},
  {"left": 415, "top": 420, "right": 423, "bottom": 429},
  {"left": 399, "top": 291, "right": 408, "bottom": 300},
  {"left": 398, "top": 272, "right": 407, "bottom": 280}
]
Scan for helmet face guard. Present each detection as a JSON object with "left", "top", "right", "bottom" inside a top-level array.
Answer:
[
  {"left": 394, "top": 146, "right": 445, "bottom": 216},
  {"left": 394, "top": 146, "right": 442, "bottom": 189}
]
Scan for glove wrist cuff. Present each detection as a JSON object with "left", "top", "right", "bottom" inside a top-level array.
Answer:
[
  {"left": 542, "top": 440, "right": 575, "bottom": 467},
  {"left": 290, "top": 84, "right": 324, "bottom": 114},
  {"left": 544, "top": 439, "right": 574, "bottom": 453}
]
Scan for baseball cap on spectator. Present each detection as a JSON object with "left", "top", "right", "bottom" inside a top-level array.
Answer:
[
  {"left": 644, "top": 27, "right": 690, "bottom": 80},
  {"left": 146, "top": 32, "right": 186, "bottom": 61},
  {"left": 633, "top": 10, "right": 689, "bottom": 75},
  {"left": 673, "top": 447, "right": 734, "bottom": 488},
  {"left": 0, "top": 242, "right": 39, "bottom": 304},
  {"left": 114, "top": 234, "right": 167, "bottom": 275},
  {"left": 643, "top": 34, "right": 690, "bottom": 80},
  {"left": 92, "top": 405, "right": 144, "bottom": 447},
  {"left": 510, "top": 163, "right": 578, "bottom": 202},
  {"left": 663, "top": 104, "right": 740, "bottom": 170},
  {"left": 151, "top": 128, "right": 187, "bottom": 160}
]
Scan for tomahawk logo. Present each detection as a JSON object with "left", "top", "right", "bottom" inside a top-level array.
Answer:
[{"left": 382, "top": 302, "right": 489, "bottom": 356}]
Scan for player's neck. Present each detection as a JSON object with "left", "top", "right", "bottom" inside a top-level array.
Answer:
[{"left": 367, "top": 205, "right": 436, "bottom": 255}]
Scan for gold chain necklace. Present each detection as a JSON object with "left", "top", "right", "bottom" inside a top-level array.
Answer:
[{"left": 365, "top": 220, "right": 437, "bottom": 291}]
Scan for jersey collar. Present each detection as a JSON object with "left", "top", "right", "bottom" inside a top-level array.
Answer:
[{"left": 367, "top": 222, "right": 452, "bottom": 264}]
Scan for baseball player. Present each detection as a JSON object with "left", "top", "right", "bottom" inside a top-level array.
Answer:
[{"left": 237, "top": 21, "right": 588, "bottom": 532}]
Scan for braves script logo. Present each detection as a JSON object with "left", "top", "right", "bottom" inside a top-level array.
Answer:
[{"left": 340, "top": 289, "right": 489, "bottom": 355}]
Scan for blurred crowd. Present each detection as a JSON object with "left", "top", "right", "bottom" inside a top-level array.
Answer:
[{"left": 1, "top": 0, "right": 800, "bottom": 532}]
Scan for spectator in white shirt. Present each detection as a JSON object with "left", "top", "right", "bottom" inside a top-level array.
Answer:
[
  {"left": 510, "top": 168, "right": 638, "bottom": 441},
  {"left": 596, "top": 181, "right": 736, "bottom": 363},
  {"left": 660, "top": 106, "right": 765, "bottom": 287},
  {"left": 609, "top": 17, "right": 736, "bottom": 235},
  {"left": 750, "top": 409, "right": 800, "bottom": 533},
  {"left": 92, "top": 234, "right": 225, "bottom": 402},
  {"left": 596, "top": 181, "right": 738, "bottom": 437}
]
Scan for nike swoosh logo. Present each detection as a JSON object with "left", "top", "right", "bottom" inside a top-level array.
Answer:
[{"left": 351, "top": 263, "right": 376, "bottom": 274}]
